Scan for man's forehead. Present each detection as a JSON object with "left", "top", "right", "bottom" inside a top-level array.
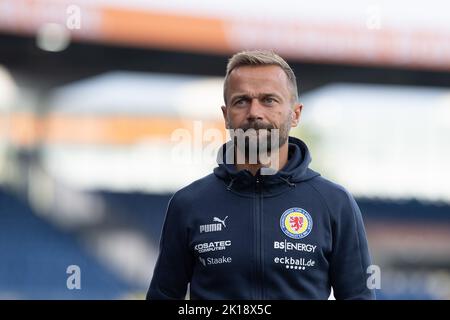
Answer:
[
  {"left": 229, "top": 65, "right": 287, "bottom": 83},
  {"left": 227, "top": 65, "right": 290, "bottom": 93}
]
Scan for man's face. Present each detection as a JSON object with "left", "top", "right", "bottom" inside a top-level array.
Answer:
[{"left": 222, "top": 65, "right": 302, "bottom": 155}]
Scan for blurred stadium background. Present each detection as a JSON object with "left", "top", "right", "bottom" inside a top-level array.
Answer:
[{"left": 1, "top": 0, "right": 449, "bottom": 299}]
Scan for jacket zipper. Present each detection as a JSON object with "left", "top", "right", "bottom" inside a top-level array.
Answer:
[{"left": 254, "top": 177, "right": 264, "bottom": 299}]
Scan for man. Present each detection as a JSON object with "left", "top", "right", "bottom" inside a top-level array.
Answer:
[{"left": 147, "top": 50, "right": 375, "bottom": 300}]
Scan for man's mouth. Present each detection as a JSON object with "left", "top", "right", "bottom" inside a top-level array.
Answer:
[{"left": 241, "top": 123, "right": 275, "bottom": 132}]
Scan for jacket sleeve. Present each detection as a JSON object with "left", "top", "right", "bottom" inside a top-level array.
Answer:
[
  {"left": 146, "top": 194, "right": 193, "bottom": 300},
  {"left": 329, "top": 191, "right": 376, "bottom": 300}
]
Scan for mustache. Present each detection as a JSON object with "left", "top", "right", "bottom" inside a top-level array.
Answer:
[{"left": 239, "top": 121, "right": 276, "bottom": 131}]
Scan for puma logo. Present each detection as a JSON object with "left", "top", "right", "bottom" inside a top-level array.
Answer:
[
  {"left": 199, "top": 216, "right": 229, "bottom": 233},
  {"left": 213, "top": 216, "right": 228, "bottom": 228}
]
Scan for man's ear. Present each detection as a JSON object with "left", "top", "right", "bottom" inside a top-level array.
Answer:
[
  {"left": 291, "top": 103, "right": 303, "bottom": 127},
  {"left": 221, "top": 105, "right": 229, "bottom": 128}
]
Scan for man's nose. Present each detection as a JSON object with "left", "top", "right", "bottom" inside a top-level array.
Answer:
[{"left": 247, "top": 98, "right": 264, "bottom": 121}]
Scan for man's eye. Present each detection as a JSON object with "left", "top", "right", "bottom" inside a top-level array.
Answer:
[
  {"left": 264, "top": 97, "right": 275, "bottom": 104},
  {"left": 235, "top": 99, "right": 247, "bottom": 106}
]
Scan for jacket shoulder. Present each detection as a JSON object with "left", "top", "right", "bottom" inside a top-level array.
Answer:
[
  {"left": 305, "top": 175, "right": 359, "bottom": 216},
  {"left": 170, "top": 173, "right": 220, "bottom": 205},
  {"left": 307, "top": 175, "right": 352, "bottom": 198}
]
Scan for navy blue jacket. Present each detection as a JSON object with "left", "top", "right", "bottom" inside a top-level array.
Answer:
[{"left": 147, "top": 137, "right": 375, "bottom": 300}]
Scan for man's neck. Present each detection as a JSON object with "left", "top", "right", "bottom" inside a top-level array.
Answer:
[{"left": 234, "top": 142, "right": 289, "bottom": 176}]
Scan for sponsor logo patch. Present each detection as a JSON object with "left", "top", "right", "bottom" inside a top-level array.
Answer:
[
  {"left": 194, "top": 240, "right": 232, "bottom": 253},
  {"left": 274, "top": 256, "right": 316, "bottom": 270},
  {"left": 274, "top": 240, "right": 317, "bottom": 253},
  {"left": 200, "top": 216, "right": 228, "bottom": 233}
]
